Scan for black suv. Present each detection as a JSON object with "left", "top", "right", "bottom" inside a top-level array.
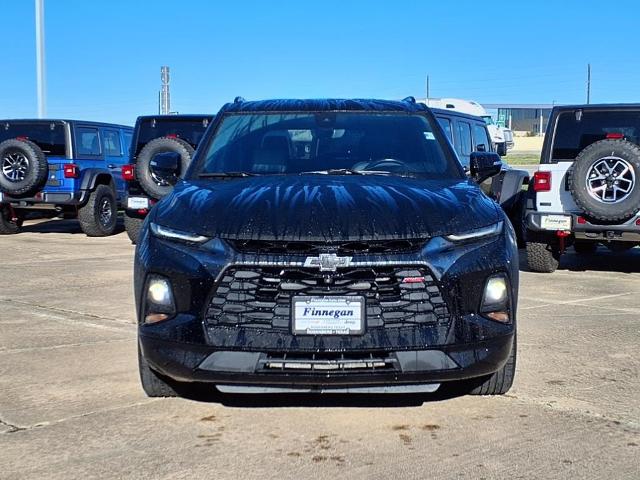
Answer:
[
  {"left": 123, "top": 115, "right": 212, "bottom": 243},
  {"left": 135, "top": 98, "right": 518, "bottom": 397},
  {"left": 525, "top": 104, "right": 640, "bottom": 272}
]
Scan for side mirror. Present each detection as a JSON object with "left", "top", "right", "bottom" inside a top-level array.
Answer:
[
  {"left": 470, "top": 151, "right": 502, "bottom": 183},
  {"left": 150, "top": 151, "right": 181, "bottom": 186},
  {"left": 476, "top": 143, "right": 486, "bottom": 152},
  {"left": 495, "top": 142, "right": 507, "bottom": 157}
]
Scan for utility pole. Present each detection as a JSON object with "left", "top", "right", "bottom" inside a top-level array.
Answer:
[
  {"left": 35, "top": 0, "right": 46, "bottom": 118},
  {"left": 159, "top": 66, "right": 170, "bottom": 115},
  {"left": 586, "top": 63, "right": 591, "bottom": 105},
  {"left": 425, "top": 75, "right": 430, "bottom": 103}
]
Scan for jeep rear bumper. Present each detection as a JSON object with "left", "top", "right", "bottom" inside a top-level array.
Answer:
[
  {"left": 0, "top": 190, "right": 88, "bottom": 207},
  {"left": 526, "top": 211, "right": 640, "bottom": 242}
]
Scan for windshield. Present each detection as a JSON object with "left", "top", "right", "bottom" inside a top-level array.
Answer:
[
  {"left": 195, "top": 112, "right": 461, "bottom": 178},
  {"left": 134, "top": 117, "right": 211, "bottom": 156},
  {"left": 0, "top": 121, "right": 67, "bottom": 156}
]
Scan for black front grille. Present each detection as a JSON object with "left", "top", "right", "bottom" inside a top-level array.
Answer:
[
  {"left": 227, "top": 239, "right": 427, "bottom": 255},
  {"left": 204, "top": 266, "right": 450, "bottom": 331}
]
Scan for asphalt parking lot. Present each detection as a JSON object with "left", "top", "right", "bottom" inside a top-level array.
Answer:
[{"left": 1, "top": 218, "right": 639, "bottom": 480}]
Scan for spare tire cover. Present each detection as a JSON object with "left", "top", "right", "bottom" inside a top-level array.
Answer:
[
  {"left": 0, "top": 138, "right": 49, "bottom": 197},
  {"left": 568, "top": 138, "right": 640, "bottom": 222},
  {"left": 136, "top": 136, "right": 195, "bottom": 199}
]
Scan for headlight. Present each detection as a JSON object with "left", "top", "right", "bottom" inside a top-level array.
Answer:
[
  {"left": 480, "top": 274, "right": 510, "bottom": 323},
  {"left": 445, "top": 221, "right": 503, "bottom": 242},
  {"left": 144, "top": 275, "right": 175, "bottom": 324},
  {"left": 150, "top": 222, "right": 210, "bottom": 244}
]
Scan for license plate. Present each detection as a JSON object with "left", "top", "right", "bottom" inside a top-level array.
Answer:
[
  {"left": 293, "top": 296, "right": 365, "bottom": 335},
  {"left": 540, "top": 214, "right": 571, "bottom": 230},
  {"left": 127, "top": 197, "right": 150, "bottom": 209}
]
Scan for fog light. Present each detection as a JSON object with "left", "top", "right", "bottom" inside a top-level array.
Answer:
[
  {"left": 483, "top": 276, "right": 507, "bottom": 305},
  {"left": 148, "top": 278, "right": 173, "bottom": 306}
]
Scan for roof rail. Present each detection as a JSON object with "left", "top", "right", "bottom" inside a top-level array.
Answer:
[
  {"left": 402, "top": 96, "right": 416, "bottom": 104},
  {"left": 233, "top": 96, "right": 245, "bottom": 104}
]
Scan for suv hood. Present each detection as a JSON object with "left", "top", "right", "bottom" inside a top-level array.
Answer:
[{"left": 155, "top": 175, "right": 500, "bottom": 241}]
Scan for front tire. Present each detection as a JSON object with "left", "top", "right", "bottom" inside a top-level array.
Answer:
[
  {"left": 0, "top": 205, "right": 23, "bottom": 234},
  {"left": 124, "top": 214, "right": 144, "bottom": 244},
  {"left": 78, "top": 184, "right": 118, "bottom": 237},
  {"left": 138, "top": 346, "right": 178, "bottom": 397},
  {"left": 468, "top": 336, "right": 517, "bottom": 395},
  {"left": 526, "top": 238, "right": 560, "bottom": 273}
]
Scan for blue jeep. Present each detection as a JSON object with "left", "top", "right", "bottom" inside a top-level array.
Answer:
[{"left": 0, "top": 119, "right": 133, "bottom": 236}]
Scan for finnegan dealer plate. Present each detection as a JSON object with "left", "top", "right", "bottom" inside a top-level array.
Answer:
[{"left": 292, "top": 296, "right": 365, "bottom": 335}]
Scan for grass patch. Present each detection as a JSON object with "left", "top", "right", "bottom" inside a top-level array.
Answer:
[{"left": 502, "top": 154, "right": 541, "bottom": 165}]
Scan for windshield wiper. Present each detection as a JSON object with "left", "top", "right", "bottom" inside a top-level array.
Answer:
[
  {"left": 299, "top": 168, "right": 392, "bottom": 176},
  {"left": 198, "top": 171, "right": 256, "bottom": 178}
]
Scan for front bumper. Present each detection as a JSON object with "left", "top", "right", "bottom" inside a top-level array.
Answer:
[
  {"left": 139, "top": 330, "right": 514, "bottom": 388},
  {"left": 526, "top": 211, "right": 640, "bottom": 242}
]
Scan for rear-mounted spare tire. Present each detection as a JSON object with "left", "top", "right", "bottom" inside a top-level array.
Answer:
[
  {"left": 568, "top": 139, "right": 640, "bottom": 222},
  {"left": 135, "top": 136, "right": 194, "bottom": 199},
  {"left": 0, "top": 138, "right": 48, "bottom": 197}
]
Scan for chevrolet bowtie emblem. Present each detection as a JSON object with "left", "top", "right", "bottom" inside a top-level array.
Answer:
[{"left": 304, "top": 253, "right": 352, "bottom": 272}]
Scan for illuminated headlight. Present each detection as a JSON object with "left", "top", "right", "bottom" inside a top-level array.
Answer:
[
  {"left": 144, "top": 276, "right": 175, "bottom": 323},
  {"left": 445, "top": 221, "right": 503, "bottom": 243},
  {"left": 481, "top": 275, "right": 510, "bottom": 323},
  {"left": 150, "top": 222, "right": 210, "bottom": 244}
]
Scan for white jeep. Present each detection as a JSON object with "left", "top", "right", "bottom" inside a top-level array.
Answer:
[{"left": 525, "top": 105, "right": 640, "bottom": 272}]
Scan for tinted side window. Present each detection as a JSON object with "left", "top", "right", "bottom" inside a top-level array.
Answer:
[
  {"left": 102, "top": 130, "right": 121, "bottom": 156},
  {"left": 457, "top": 122, "right": 472, "bottom": 156},
  {"left": 75, "top": 127, "right": 101, "bottom": 156},
  {"left": 123, "top": 132, "right": 133, "bottom": 157},
  {"left": 473, "top": 124, "right": 491, "bottom": 151},
  {"left": 437, "top": 117, "right": 453, "bottom": 143}
]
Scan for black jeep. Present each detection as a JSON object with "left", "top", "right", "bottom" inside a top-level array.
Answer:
[
  {"left": 134, "top": 98, "right": 518, "bottom": 397},
  {"left": 123, "top": 115, "right": 212, "bottom": 243}
]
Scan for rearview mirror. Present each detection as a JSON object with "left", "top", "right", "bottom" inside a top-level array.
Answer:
[
  {"left": 470, "top": 151, "right": 502, "bottom": 183},
  {"left": 149, "top": 152, "right": 181, "bottom": 186}
]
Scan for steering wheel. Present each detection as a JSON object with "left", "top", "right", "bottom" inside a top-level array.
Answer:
[{"left": 361, "top": 158, "right": 409, "bottom": 172}]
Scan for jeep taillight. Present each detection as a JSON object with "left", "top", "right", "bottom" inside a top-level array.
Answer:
[
  {"left": 122, "top": 164, "right": 135, "bottom": 181},
  {"left": 63, "top": 164, "right": 80, "bottom": 179},
  {"left": 533, "top": 171, "right": 551, "bottom": 192}
]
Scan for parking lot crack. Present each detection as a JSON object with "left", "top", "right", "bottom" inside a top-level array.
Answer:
[
  {"left": 0, "top": 417, "right": 27, "bottom": 434},
  {"left": 0, "top": 298, "right": 135, "bottom": 328}
]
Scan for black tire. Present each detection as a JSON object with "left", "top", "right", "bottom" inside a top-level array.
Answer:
[
  {"left": 0, "top": 204, "right": 23, "bottom": 234},
  {"left": 124, "top": 214, "right": 144, "bottom": 244},
  {"left": 573, "top": 240, "right": 598, "bottom": 255},
  {"left": 0, "top": 139, "right": 48, "bottom": 196},
  {"left": 136, "top": 137, "right": 194, "bottom": 199},
  {"left": 138, "top": 345, "right": 179, "bottom": 397},
  {"left": 526, "top": 239, "right": 560, "bottom": 273},
  {"left": 468, "top": 335, "right": 517, "bottom": 395},
  {"left": 568, "top": 139, "right": 640, "bottom": 222},
  {"left": 78, "top": 184, "right": 118, "bottom": 237}
]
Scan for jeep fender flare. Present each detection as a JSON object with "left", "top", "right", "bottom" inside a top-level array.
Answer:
[
  {"left": 78, "top": 169, "right": 115, "bottom": 204},
  {"left": 495, "top": 168, "right": 529, "bottom": 210}
]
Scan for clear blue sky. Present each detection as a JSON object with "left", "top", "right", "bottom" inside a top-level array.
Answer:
[{"left": 1, "top": 0, "right": 639, "bottom": 125}]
